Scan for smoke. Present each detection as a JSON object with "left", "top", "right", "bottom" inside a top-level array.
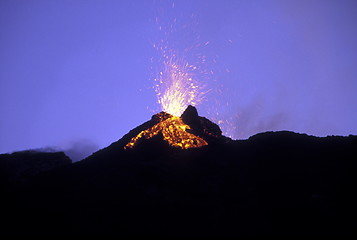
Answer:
[
  {"left": 235, "top": 111, "right": 289, "bottom": 139},
  {"left": 29, "top": 139, "right": 100, "bottom": 162},
  {"left": 61, "top": 139, "right": 99, "bottom": 162},
  {"left": 228, "top": 97, "right": 290, "bottom": 139},
  {"left": 27, "top": 146, "right": 61, "bottom": 153}
]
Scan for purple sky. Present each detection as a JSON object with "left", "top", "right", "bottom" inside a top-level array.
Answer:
[{"left": 1, "top": 0, "right": 357, "bottom": 155}]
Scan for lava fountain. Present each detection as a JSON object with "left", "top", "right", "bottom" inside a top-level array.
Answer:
[
  {"left": 124, "top": 48, "right": 221, "bottom": 149},
  {"left": 155, "top": 53, "right": 203, "bottom": 117},
  {"left": 124, "top": 53, "right": 209, "bottom": 150},
  {"left": 124, "top": 5, "right": 224, "bottom": 150}
]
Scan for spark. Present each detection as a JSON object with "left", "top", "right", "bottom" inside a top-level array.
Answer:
[
  {"left": 123, "top": 4, "right": 227, "bottom": 150},
  {"left": 154, "top": 51, "right": 203, "bottom": 117}
]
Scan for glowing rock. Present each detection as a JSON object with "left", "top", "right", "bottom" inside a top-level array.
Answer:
[{"left": 124, "top": 106, "right": 230, "bottom": 150}]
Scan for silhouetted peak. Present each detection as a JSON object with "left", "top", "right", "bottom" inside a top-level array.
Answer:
[
  {"left": 181, "top": 105, "right": 199, "bottom": 119},
  {"left": 120, "top": 105, "right": 231, "bottom": 150},
  {"left": 181, "top": 105, "right": 200, "bottom": 128}
]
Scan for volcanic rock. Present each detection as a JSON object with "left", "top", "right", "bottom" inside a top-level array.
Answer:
[
  {"left": 181, "top": 104, "right": 200, "bottom": 126},
  {"left": 1, "top": 111, "right": 356, "bottom": 238},
  {"left": 116, "top": 105, "right": 230, "bottom": 150},
  {"left": 0, "top": 150, "right": 71, "bottom": 184},
  {"left": 181, "top": 105, "right": 228, "bottom": 144}
]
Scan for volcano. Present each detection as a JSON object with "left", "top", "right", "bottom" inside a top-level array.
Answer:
[
  {"left": 123, "top": 105, "right": 230, "bottom": 149},
  {"left": 1, "top": 107, "right": 356, "bottom": 238}
]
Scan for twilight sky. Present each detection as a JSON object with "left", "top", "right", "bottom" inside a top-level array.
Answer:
[{"left": 1, "top": 0, "right": 357, "bottom": 156}]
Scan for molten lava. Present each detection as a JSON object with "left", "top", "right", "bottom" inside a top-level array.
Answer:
[
  {"left": 129, "top": 48, "right": 208, "bottom": 149},
  {"left": 125, "top": 112, "right": 208, "bottom": 149},
  {"left": 125, "top": 53, "right": 209, "bottom": 150},
  {"left": 125, "top": 16, "right": 214, "bottom": 150}
]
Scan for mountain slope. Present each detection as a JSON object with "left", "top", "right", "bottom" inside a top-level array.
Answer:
[{"left": 1, "top": 112, "right": 356, "bottom": 237}]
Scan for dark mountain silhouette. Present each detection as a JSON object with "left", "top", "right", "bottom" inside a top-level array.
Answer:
[
  {"left": 116, "top": 105, "right": 230, "bottom": 150},
  {"left": 0, "top": 150, "right": 71, "bottom": 184},
  {"left": 1, "top": 106, "right": 356, "bottom": 237}
]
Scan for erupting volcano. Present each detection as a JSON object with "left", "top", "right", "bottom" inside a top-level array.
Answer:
[
  {"left": 125, "top": 112, "right": 208, "bottom": 149},
  {"left": 124, "top": 105, "right": 229, "bottom": 149},
  {"left": 122, "top": 28, "right": 223, "bottom": 150}
]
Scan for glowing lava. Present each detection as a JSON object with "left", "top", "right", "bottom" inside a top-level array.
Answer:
[
  {"left": 124, "top": 47, "right": 208, "bottom": 150},
  {"left": 125, "top": 9, "right": 211, "bottom": 150},
  {"left": 124, "top": 54, "right": 208, "bottom": 149},
  {"left": 124, "top": 112, "right": 208, "bottom": 149},
  {"left": 155, "top": 55, "right": 202, "bottom": 117}
]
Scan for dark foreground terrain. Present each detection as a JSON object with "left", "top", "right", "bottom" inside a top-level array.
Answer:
[{"left": 1, "top": 130, "right": 356, "bottom": 237}]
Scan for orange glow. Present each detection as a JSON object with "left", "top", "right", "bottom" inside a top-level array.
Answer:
[
  {"left": 124, "top": 15, "right": 212, "bottom": 149},
  {"left": 125, "top": 50, "right": 208, "bottom": 149},
  {"left": 154, "top": 52, "right": 204, "bottom": 117},
  {"left": 125, "top": 54, "right": 208, "bottom": 149},
  {"left": 125, "top": 113, "right": 207, "bottom": 149}
]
